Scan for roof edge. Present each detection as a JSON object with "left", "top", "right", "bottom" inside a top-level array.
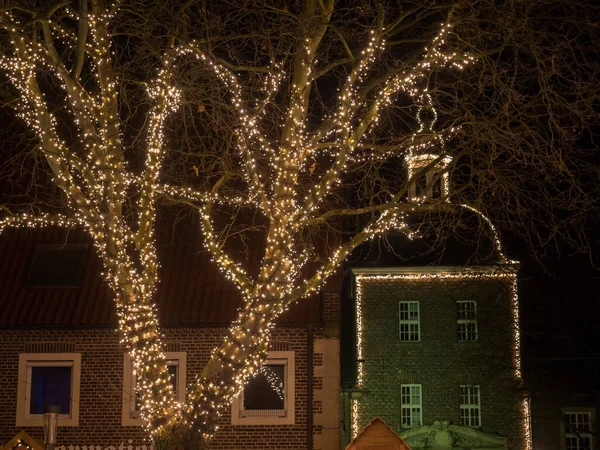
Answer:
[{"left": 351, "top": 264, "right": 519, "bottom": 276}]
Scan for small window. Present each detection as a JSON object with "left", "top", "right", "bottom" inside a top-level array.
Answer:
[
  {"left": 430, "top": 173, "right": 443, "bottom": 199},
  {"left": 399, "top": 301, "right": 420, "bottom": 341},
  {"left": 459, "top": 385, "right": 481, "bottom": 427},
  {"left": 409, "top": 169, "right": 447, "bottom": 201},
  {"left": 243, "top": 364, "right": 285, "bottom": 411},
  {"left": 401, "top": 384, "right": 422, "bottom": 428},
  {"left": 564, "top": 411, "right": 594, "bottom": 450},
  {"left": 415, "top": 173, "right": 428, "bottom": 198},
  {"left": 122, "top": 352, "right": 186, "bottom": 426},
  {"left": 28, "top": 244, "right": 87, "bottom": 287},
  {"left": 457, "top": 301, "right": 478, "bottom": 341},
  {"left": 232, "top": 351, "right": 295, "bottom": 425},
  {"left": 16, "top": 353, "right": 81, "bottom": 426}
]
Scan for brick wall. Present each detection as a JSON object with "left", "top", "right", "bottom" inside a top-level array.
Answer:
[
  {"left": 0, "top": 326, "right": 329, "bottom": 450},
  {"left": 348, "top": 276, "right": 527, "bottom": 449}
]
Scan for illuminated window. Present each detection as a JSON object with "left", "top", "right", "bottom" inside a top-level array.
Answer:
[
  {"left": 415, "top": 173, "right": 428, "bottom": 198},
  {"left": 406, "top": 152, "right": 451, "bottom": 202},
  {"left": 16, "top": 353, "right": 81, "bottom": 426},
  {"left": 411, "top": 169, "right": 445, "bottom": 200},
  {"left": 231, "top": 351, "right": 295, "bottom": 425},
  {"left": 121, "top": 352, "right": 186, "bottom": 426},
  {"left": 401, "top": 384, "right": 422, "bottom": 428},
  {"left": 457, "top": 301, "right": 478, "bottom": 341},
  {"left": 459, "top": 385, "right": 481, "bottom": 427},
  {"left": 399, "top": 301, "right": 420, "bottom": 341},
  {"left": 564, "top": 411, "right": 594, "bottom": 450}
]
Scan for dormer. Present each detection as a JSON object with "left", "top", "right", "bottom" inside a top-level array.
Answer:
[{"left": 405, "top": 153, "right": 452, "bottom": 202}]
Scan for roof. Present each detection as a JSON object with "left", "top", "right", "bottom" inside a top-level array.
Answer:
[
  {"left": 1, "top": 431, "right": 44, "bottom": 450},
  {"left": 345, "top": 417, "right": 409, "bottom": 450},
  {"left": 345, "top": 205, "right": 511, "bottom": 268},
  {"left": 0, "top": 220, "right": 320, "bottom": 327}
]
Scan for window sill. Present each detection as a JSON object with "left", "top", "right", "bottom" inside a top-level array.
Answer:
[
  {"left": 231, "top": 414, "right": 295, "bottom": 426},
  {"left": 16, "top": 415, "right": 79, "bottom": 427}
]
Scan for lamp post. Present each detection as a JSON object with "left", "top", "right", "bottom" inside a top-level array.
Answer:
[{"left": 43, "top": 405, "right": 60, "bottom": 450}]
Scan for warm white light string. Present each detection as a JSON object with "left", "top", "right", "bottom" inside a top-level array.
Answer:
[
  {"left": 352, "top": 270, "right": 529, "bottom": 448},
  {"left": 0, "top": 5, "right": 485, "bottom": 442}
]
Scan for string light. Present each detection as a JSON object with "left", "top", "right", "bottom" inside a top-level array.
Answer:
[
  {"left": 352, "top": 268, "right": 528, "bottom": 447},
  {"left": 0, "top": 6, "right": 179, "bottom": 435},
  {"left": 0, "top": 4, "right": 482, "bottom": 443}
]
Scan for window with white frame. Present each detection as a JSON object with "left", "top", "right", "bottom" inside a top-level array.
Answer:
[
  {"left": 399, "top": 301, "right": 420, "bottom": 341},
  {"left": 122, "top": 352, "right": 186, "bottom": 426},
  {"left": 457, "top": 301, "right": 478, "bottom": 341},
  {"left": 16, "top": 353, "right": 81, "bottom": 426},
  {"left": 564, "top": 411, "right": 594, "bottom": 450},
  {"left": 400, "top": 384, "right": 422, "bottom": 428},
  {"left": 459, "top": 385, "right": 481, "bottom": 427},
  {"left": 231, "top": 351, "right": 295, "bottom": 425}
]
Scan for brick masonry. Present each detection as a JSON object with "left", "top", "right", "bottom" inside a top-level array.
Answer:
[
  {"left": 343, "top": 276, "right": 527, "bottom": 449},
  {"left": 0, "top": 325, "right": 340, "bottom": 450}
]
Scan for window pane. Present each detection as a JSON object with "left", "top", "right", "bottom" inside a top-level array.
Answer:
[
  {"left": 29, "top": 366, "right": 72, "bottom": 415},
  {"left": 399, "top": 303, "right": 408, "bottom": 320},
  {"left": 409, "top": 303, "right": 419, "bottom": 319},
  {"left": 411, "top": 386, "right": 421, "bottom": 404},
  {"left": 411, "top": 408, "right": 421, "bottom": 426},
  {"left": 410, "top": 324, "right": 419, "bottom": 340},
  {"left": 416, "top": 174, "right": 427, "bottom": 197},
  {"left": 431, "top": 177, "right": 442, "bottom": 198},
  {"left": 401, "top": 407, "right": 411, "bottom": 426},
  {"left": 400, "top": 324, "right": 409, "bottom": 341},
  {"left": 168, "top": 364, "right": 178, "bottom": 394},
  {"left": 244, "top": 364, "right": 285, "bottom": 410},
  {"left": 565, "top": 436, "right": 577, "bottom": 450}
]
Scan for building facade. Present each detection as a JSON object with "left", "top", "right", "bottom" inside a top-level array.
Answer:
[
  {"left": 530, "top": 389, "right": 598, "bottom": 450},
  {"left": 0, "top": 224, "right": 341, "bottom": 450},
  {"left": 526, "top": 358, "right": 599, "bottom": 450},
  {"left": 341, "top": 266, "right": 531, "bottom": 450}
]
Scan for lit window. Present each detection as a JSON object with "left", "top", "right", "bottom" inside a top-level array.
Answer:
[
  {"left": 401, "top": 384, "right": 422, "bottom": 428},
  {"left": 459, "top": 385, "right": 481, "bottom": 427},
  {"left": 406, "top": 153, "right": 451, "bottom": 202},
  {"left": 457, "top": 301, "right": 478, "bottom": 341},
  {"left": 28, "top": 244, "right": 87, "bottom": 287},
  {"left": 121, "top": 352, "right": 186, "bottom": 426},
  {"left": 16, "top": 353, "right": 81, "bottom": 426},
  {"left": 430, "top": 172, "right": 443, "bottom": 199},
  {"left": 231, "top": 351, "right": 295, "bottom": 425},
  {"left": 564, "top": 412, "right": 594, "bottom": 450},
  {"left": 399, "top": 301, "right": 420, "bottom": 341},
  {"left": 415, "top": 173, "right": 428, "bottom": 198}
]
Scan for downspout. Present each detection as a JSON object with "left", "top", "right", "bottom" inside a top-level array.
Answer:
[{"left": 308, "top": 323, "right": 314, "bottom": 450}]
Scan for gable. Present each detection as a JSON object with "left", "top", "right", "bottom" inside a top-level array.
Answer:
[{"left": 346, "top": 417, "right": 410, "bottom": 450}]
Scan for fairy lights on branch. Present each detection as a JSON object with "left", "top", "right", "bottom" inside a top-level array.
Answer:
[
  {"left": 0, "top": 2, "right": 178, "bottom": 435},
  {"left": 352, "top": 268, "right": 527, "bottom": 447},
  {"left": 1, "top": 2, "right": 495, "bottom": 445}
]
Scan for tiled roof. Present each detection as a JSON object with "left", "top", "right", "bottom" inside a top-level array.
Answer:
[{"left": 0, "top": 221, "right": 320, "bottom": 327}]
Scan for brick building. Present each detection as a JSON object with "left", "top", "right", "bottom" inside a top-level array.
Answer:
[
  {"left": 340, "top": 264, "right": 531, "bottom": 450},
  {"left": 526, "top": 359, "right": 599, "bottom": 450},
  {"left": 0, "top": 219, "right": 341, "bottom": 450}
]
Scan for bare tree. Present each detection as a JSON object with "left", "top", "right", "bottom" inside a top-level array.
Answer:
[{"left": 0, "top": 0, "right": 597, "bottom": 448}]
